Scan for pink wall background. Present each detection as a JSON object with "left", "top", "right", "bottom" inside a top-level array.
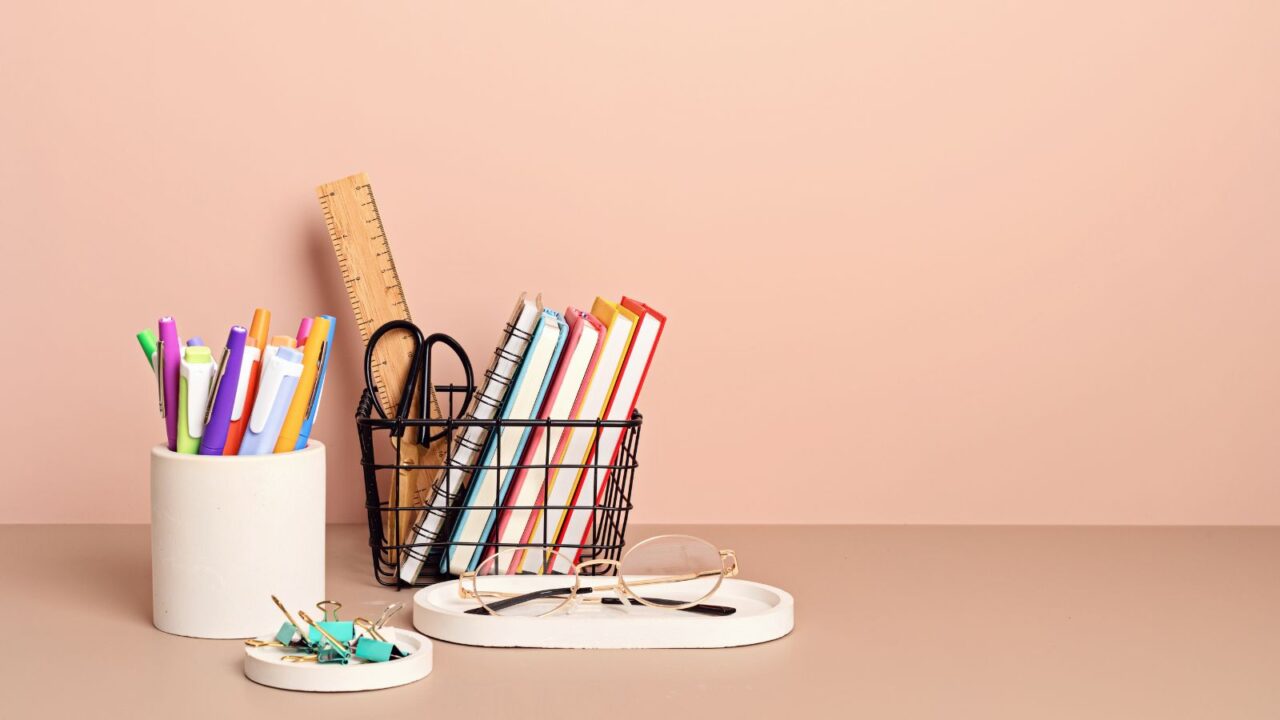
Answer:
[{"left": 3, "top": 2, "right": 1278, "bottom": 524}]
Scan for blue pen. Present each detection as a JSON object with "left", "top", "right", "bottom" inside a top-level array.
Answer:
[
  {"left": 239, "top": 347, "right": 304, "bottom": 455},
  {"left": 295, "top": 314, "right": 335, "bottom": 450},
  {"left": 187, "top": 337, "right": 205, "bottom": 347}
]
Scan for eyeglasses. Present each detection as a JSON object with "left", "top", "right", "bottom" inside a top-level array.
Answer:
[{"left": 458, "top": 534, "right": 739, "bottom": 617}]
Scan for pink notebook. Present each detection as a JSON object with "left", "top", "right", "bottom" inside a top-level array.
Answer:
[
  {"left": 551, "top": 297, "right": 665, "bottom": 571},
  {"left": 488, "top": 308, "right": 605, "bottom": 573}
]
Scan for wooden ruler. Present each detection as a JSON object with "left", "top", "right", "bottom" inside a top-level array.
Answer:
[{"left": 317, "top": 172, "right": 445, "bottom": 564}]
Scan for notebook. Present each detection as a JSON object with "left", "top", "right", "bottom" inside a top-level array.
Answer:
[
  {"left": 489, "top": 308, "right": 604, "bottom": 574},
  {"left": 442, "top": 307, "right": 568, "bottom": 575},
  {"left": 514, "top": 298, "right": 637, "bottom": 573},
  {"left": 550, "top": 297, "right": 665, "bottom": 573},
  {"left": 397, "top": 294, "right": 541, "bottom": 584}
]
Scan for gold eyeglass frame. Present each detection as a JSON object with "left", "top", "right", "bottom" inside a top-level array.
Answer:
[{"left": 459, "top": 534, "right": 739, "bottom": 617}]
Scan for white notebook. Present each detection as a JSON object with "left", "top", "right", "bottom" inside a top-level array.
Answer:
[
  {"left": 443, "top": 308, "right": 567, "bottom": 576},
  {"left": 515, "top": 298, "right": 636, "bottom": 573},
  {"left": 493, "top": 308, "right": 603, "bottom": 574},
  {"left": 550, "top": 298, "right": 664, "bottom": 573},
  {"left": 398, "top": 294, "right": 540, "bottom": 584}
]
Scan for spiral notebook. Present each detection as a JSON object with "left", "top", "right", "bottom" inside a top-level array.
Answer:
[
  {"left": 398, "top": 293, "right": 540, "bottom": 584},
  {"left": 442, "top": 307, "right": 568, "bottom": 575}
]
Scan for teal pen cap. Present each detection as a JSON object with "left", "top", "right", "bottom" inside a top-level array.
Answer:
[{"left": 136, "top": 329, "right": 159, "bottom": 369}]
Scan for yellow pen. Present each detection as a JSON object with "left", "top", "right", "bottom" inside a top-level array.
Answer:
[{"left": 274, "top": 315, "right": 331, "bottom": 453}]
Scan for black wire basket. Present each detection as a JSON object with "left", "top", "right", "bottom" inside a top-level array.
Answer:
[{"left": 357, "top": 384, "right": 642, "bottom": 587}]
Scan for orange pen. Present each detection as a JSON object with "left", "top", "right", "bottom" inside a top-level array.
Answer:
[
  {"left": 248, "top": 307, "right": 271, "bottom": 357},
  {"left": 224, "top": 309, "right": 273, "bottom": 454},
  {"left": 223, "top": 309, "right": 271, "bottom": 454}
]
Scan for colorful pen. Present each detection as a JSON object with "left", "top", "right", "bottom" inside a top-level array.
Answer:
[
  {"left": 177, "top": 346, "right": 217, "bottom": 454},
  {"left": 186, "top": 337, "right": 205, "bottom": 347},
  {"left": 138, "top": 329, "right": 163, "bottom": 423},
  {"left": 136, "top": 329, "right": 158, "bottom": 369},
  {"left": 158, "top": 317, "right": 182, "bottom": 451},
  {"left": 223, "top": 308, "right": 273, "bottom": 454},
  {"left": 261, "top": 334, "right": 297, "bottom": 365},
  {"left": 275, "top": 316, "right": 331, "bottom": 453},
  {"left": 294, "top": 314, "right": 335, "bottom": 450},
  {"left": 295, "top": 317, "right": 314, "bottom": 347},
  {"left": 238, "top": 347, "right": 304, "bottom": 455},
  {"left": 198, "top": 326, "right": 248, "bottom": 456},
  {"left": 222, "top": 337, "right": 260, "bottom": 455},
  {"left": 248, "top": 308, "right": 271, "bottom": 356}
]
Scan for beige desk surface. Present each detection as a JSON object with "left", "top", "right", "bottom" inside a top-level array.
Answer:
[{"left": 2, "top": 524, "right": 1278, "bottom": 718}]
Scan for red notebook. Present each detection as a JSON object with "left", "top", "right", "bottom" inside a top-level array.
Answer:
[{"left": 550, "top": 297, "right": 665, "bottom": 571}]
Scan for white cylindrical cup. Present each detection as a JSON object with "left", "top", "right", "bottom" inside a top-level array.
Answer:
[{"left": 151, "top": 442, "right": 326, "bottom": 638}]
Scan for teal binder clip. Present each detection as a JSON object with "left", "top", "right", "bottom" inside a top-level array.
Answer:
[
  {"left": 298, "top": 610, "right": 351, "bottom": 665},
  {"left": 308, "top": 600, "right": 355, "bottom": 646},
  {"left": 259, "top": 597, "right": 408, "bottom": 665},
  {"left": 275, "top": 622, "right": 299, "bottom": 645},
  {"left": 269, "top": 595, "right": 314, "bottom": 650},
  {"left": 352, "top": 618, "right": 394, "bottom": 662}
]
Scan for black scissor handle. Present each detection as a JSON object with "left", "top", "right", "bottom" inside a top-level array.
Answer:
[
  {"left": 363, "top": 320, "right": 425, "bottom": 434},
  {"left": 419, "top": 333, "right": 474, "bottom": 444}
]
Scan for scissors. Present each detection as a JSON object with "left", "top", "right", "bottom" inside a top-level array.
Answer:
[{"left": 363, "top": 320, "right": 474, "bottom": 445}]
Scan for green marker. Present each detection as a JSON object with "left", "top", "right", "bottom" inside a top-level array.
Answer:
[
  {"left": 136, "top": 329, "right": 159, "bottom": 369},
  {"left": 177, "top": 346, "right": 215, "bottom": 454}
]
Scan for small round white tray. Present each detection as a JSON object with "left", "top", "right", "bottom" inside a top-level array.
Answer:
[
  {"left": 243, "top": 627, "right": 433, "bottom": 692},
  {"left": 413, "top": 576, "right": 794, "bottom": 649}
]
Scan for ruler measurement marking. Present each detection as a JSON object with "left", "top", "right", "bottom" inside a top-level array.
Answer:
[{"left": 317, "top": 172, "right": 447, "bottom": 562}]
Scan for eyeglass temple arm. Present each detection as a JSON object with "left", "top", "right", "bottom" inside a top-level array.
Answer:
[
  {"left": 462, "top": 568, "right": 725, "bottom": 605},
  {"left": 601, "top": 597, "right": 735, "bottom": 616},
  {"left": 466, "top": 584, "right": 582, "bottom": 614},
  {"left": 464, "top": 585, "right": 735, "bottom": 617}
]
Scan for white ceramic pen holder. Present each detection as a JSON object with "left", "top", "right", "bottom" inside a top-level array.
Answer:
[{"left": 150, "top": 442, "right": 326, "bottom": 638}]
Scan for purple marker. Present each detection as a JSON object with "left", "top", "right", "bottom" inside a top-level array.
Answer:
[
  {"left": 198, "top": 326, "right": 248, "bottom": 455},
  {"left": 158, "top": 316, "right": 181, "bottom": 451},
  {"left": 186, "top": 337, "right": 205, "bottom": 347}
]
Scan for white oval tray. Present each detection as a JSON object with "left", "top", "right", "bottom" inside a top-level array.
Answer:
[
  {"left": 243, "top": 627, "right": 432, "bottom": 692},
  {"left": 413, "top": 576, "right": 794, "bottom": 649}
]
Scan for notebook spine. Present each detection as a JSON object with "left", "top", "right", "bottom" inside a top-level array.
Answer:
[{"left": 406, "top": 321, "right": 530, "bottom": 547}]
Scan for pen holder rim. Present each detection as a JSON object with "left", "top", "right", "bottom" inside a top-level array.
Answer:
[{"left": 150, "top": 440, "right": 325, "bottom": 462}]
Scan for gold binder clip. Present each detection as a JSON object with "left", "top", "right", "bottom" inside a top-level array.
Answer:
[
  {"left": 372, "top": 602, "right": 404, "bottom": 631},
  {"left": 354, "top": 617, "right": 387, "bottom": 643},
  {"left": 298, "top": 610, "right": 351, "bottom": 664},
  {"left": 268, "top": 594, "right": 311, "bottom": 646},
  {"left": 244, "top": 638, "right": 288, "bottom": 648},
  {"left": 316, "top": 600, "right": 342, "bottom": 622}
]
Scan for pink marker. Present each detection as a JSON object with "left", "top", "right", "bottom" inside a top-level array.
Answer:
[
  {"left": 158, "top": 316, "right": 182, "bottom": 451},
  {"left": 295, "top": 317, "right": 314, "bottom": 346}
]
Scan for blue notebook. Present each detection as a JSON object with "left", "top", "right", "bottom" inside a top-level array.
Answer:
[{"left": 443, "top": 308, "right": 568, "bottom": 575}]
